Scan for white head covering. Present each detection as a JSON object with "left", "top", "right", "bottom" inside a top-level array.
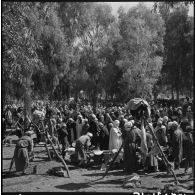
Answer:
[
  {"left": 172, "top": 121, "right": 179, "bottom": 129},
  {"left": 168, "top": 122, "right": 173, "bottom": 129},
  {"left": 163, "top": 116, "right": 169, "bottom": 123},
  {"left": 130, "top": 120, "right": 135, "bottom": 125},
  {"left": 61, "top": 123, "right": 66, "bottom": 127},
  {"left": 114, "top": 120, "right": 120, "bottom": 128},
  {"left": 77, "top": 115, "right": 82, "bottom": 119},
  {"left": 87, "top": 132, "right": 93, "bottom": 138},
  {"left": 84, "top": 118, "right": 88, "bottom": 123},
  {"left": 157, "top": 118, "right": 163, "bottom": 125},
  {"left": 123, "top": 119, "right": 128, "bottom": 123},
  {"left": 124, "top": 122, "right": 132, "bottom": 131},
  {"left": 25, "top": 131, "right": 33, "bottom": 136}
]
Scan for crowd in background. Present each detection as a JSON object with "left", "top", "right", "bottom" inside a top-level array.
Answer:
[{"left": 2, "top": 97, "right": 194, "bottom": 176}]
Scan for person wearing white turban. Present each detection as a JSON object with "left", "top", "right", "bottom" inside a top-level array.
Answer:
[
  {"left": 123, "top": 122, "right": 141, "bottom": 173},
  {"left": 75, "top": 132, "right": 93, "bottom": 167},
  {"left": 76, "top": 114, "right": 84, "bottom": 139},
  {"left": 109, "top": 120, "right": 122, "bottom": 150},
  {"left": 109, "top": 120, "right": 123, "bottom": 163},
  {"left": 155, "top": 118, "right": 167, "bottom": 147}
]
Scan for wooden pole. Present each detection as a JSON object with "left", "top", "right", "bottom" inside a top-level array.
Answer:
[
  {"left": 53, "top": 124, "right": 62, "bottom": 153},
  {"left": 41, "top": 121, "right": 70, "bottom": 178},
  {"left": 46, "top": 133, "right": 70, "bottom": 178},
  {"left": 9, "top": 156, "right": 15, "bottom": 172},
  {"left": 26, "top": 112, "right": 52, "bottom": 161},
  {"left": 147, "top": 121, "right": 178, "bottom": 184},
  {"left": 44, "top": 135, "right": 52, "bottom": 161},
  {"left": 27, "top": 111, "right": 70, "bottom": 177},
  {"left": 3, "top": 115, "right": 24, "bottom": 144},
  {"left": 102, "top": 141, "right": 125, "bottom": 179}
]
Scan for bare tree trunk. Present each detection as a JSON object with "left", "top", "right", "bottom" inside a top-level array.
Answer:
[
  {"left": 171, "top": 87, "right": 174, "bottom": 100},
  {"left": 24, "top": 75, "right": 32, "bottom": 130},
  {"left": 92, "top": 88, "right": 98, "bottom": 114},
  {"left": 176, "top": 85, "right": 179, "bottom": 102}
]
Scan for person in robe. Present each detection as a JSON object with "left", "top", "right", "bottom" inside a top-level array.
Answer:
[
  {"left": 66, "top": 118, "right": 77, "bottom": 146},
  {"left": 81, "top": 119, "right": 90, "bottom": 136},
  {"left": 76, "top": 115, "right": 84, "bottom": 139},
  {"left": 167, "top": 121, "right": 173, "bottom": 147},
  {"left": 98, "top": 122, "right": 109, "bottom": 150},
  {"left": 104, "top": 113, "right": 113, "bottom": 133},
  {"left": 47, "top": 115, "right": 57, "bottom": 144},
  {"left": 145, "top": 126, "right": 158, "bottom": 172},
  {"left": 32, "top": 106, "right": 45, "bottom": 143},
  {"left": 182, "top": 126, "right": 193, "bottom": 174},
  {"left": 109, "top": 120, "right": 123, "bottom": 164},
  {"left": 109, "top": 120, "right": 122, "bottom": 151},
  {"left": 123, "top": 122, "right": 141, "bottom": 173},
  {"left": 155, "top": 118, "right": 167, "bottom": 147},
  {"left": 171, "top": 121, "right": 183, "bottom": 170},
  {"left": 88, "top": 114, "right": 99, "bottom": 147},
  {"left": 57, "top": 123, "right": 69, "bottom": 159},
  {"left": 13, "top": 131, "right": 34, "bottom": 174},
  {"left": 75, "top": 132, "right": 93, "bottom": 167}
]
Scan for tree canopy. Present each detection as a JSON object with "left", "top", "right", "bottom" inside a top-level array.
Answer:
[{"left": 2, "top": 2, "right": 194, "bottom": 108}]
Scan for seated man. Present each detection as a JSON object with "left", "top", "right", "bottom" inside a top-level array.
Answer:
[{"left": 75, "top": 132, "right": 93, "bottom": 167}]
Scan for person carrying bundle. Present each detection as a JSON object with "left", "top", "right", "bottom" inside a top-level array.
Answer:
[
  {"left": 75, "top": 132, "right": 93, "bottom": 167},
  {"left": 123, "top": 121, "right": 141, "bottom": 173},
  {"left": 12, "top": 131, "right": 34, "bottom": 175}
]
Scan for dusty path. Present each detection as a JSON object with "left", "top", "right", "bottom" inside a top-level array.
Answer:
[{"left": 2, "top": 136, "right": 194, "bottom": 193}]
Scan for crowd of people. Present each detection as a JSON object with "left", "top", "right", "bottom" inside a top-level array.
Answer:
[{"left": 2, "top": 97, "right": 194, "bottom": 177}]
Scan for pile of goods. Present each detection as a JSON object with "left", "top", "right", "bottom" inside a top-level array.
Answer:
[
  {"left": 122, "top": 173, "right": 141, "bottom": 189},
  {"left": 161, "top": 183, "right": 193, "bottom": 193},
  {"left": 47, "top": 167, "right": 67, "bottom": 177}
]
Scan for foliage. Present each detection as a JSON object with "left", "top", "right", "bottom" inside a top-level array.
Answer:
[
  {"left": 2, "top": 2, "right": 194, "bottom": 106},
  {"left": 2, "top": 2, "right": 42, "bottom": 99},
  {"left": 116, "top": 3, "right": 165, "bottom": 101},
  {"left": 158, "top": 3, "right": 193, "bottom": 99}
]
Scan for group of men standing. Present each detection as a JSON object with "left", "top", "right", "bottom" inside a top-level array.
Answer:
[{"left": 3, "top": 98, "right": 194, "bottom": 178}]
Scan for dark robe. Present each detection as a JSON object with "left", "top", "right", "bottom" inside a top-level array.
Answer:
[
  {"left": 155, "top": 125, "right": 167, "bottom": 146},
  {"left": 81, "top": 123, "right": 90, "bottom": 136},
  {"left": 145, "top": 132, "right": 158, "bottom": 169},
  {"left": 99, "top": 126, "right": 109, "bottom": 150},
  {"left": 171, "top": 128, "right": 183, "bottom": 169},
  {"left": 66, "top": 121, "right": 77, "bottom": 145},
  {"left": 88, "top": 120, "right": 99, "bottom": 146},
  {"left": 58, "top": 126, "right": 69, "bottom": 157},
  {"left": 183, "top": 131, "right": 193, "bottom": 169},
  {"left": 123, "top": 127, "right": 141, "bottom": 173}
]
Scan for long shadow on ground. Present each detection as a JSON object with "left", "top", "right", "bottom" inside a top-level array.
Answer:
[
  {"left": 82, "top": 170, "right": 127, "bottom": 177},
  {"left": 136, "top": 186, "right": 161, "bottom": 191},
  {"left": 2, "top": 171, "right": 23, "bottom": 179},
  {"left": 89, "top": 178, "right": 124, "bottom": 185},
  {"left": 55, "top": 182, "right": 91, "bottom": 191},
  {"left": 154, "top": 173, "right": 185, "bottom": 179}
]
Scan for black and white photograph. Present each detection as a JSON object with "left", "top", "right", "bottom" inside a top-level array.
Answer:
[{"left": 1, "top": 1, "right": 194, "bottom": 193}]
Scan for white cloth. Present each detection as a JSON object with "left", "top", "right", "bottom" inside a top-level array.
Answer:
[
  {"left": 108, "top": 126, "right": 123, "bottom": 163},
  {"left": 32, "top": 110, "right": 45, "bottom": 124},
  {"left": 140, "top": 120, "right": 148, "bottom": 156},
  {"left": 109, "top": 127, "right": 122, "bottom": 151},
  {"left": 76, "top": 119, "right": 84, "bottom": 139}
]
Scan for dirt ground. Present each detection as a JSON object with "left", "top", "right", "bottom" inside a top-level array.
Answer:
[{"left": 2, "top": 135, "right": 194, "bottom": 193}]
